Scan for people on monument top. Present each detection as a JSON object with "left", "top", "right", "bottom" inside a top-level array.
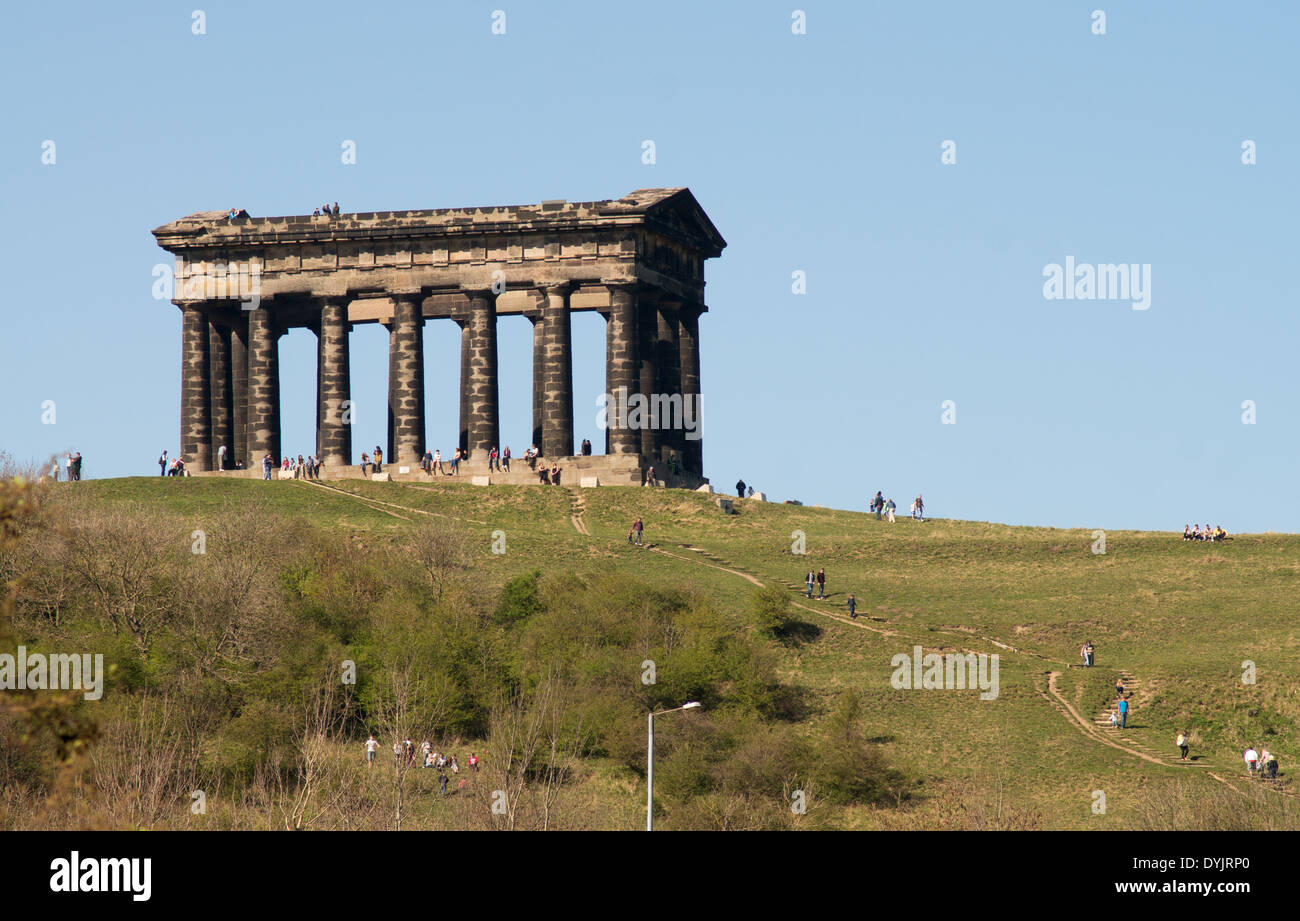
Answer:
[
  {"left": 373, "top": 446, "right": 383, "bottom": 472},
  {"left": 488, "top": 446, "right": 500, "bottom": 472},
  {"left": 501, "top": 446, "right": 511, "bottom": 472},
  {"left": 360, "top": 452, "right": 370, "bottom": 476},
  {"left": 645, "top": 466, "right": 658, "bottom": 487},
  {"left": 525, "top": 445, "right": 539, "bottom": 469},
  {"left": 550, "top": 462, "right": 562, "bottom": 486},
  {"left": 538, "top": 463, "right": 550, "bottom": 484},
  {"left": 581, "top": 438, "right": 592, "bottom": 456},
  {"left": 431, "top": 449, "right": 444, "bottom": 475}
]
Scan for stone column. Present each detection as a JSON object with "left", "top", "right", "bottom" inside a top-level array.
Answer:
[
  {"left": 246, "top": 304, "right": 281, "bottom": 466},
  {"left": 456, "top": 316, "right": 471, "bottom": 456},
  {"left": 180, "top": 304, "right": 213, "bottom": 472},
  {"left": 605, "top": 284, "right": 639, "bottom": 457},
  {"left": 656, "top": 299, "right": 683, "bottom": 466},
  {"left": 318, "top": 300, "right": 352, "bottom": 467},
  {"left": 231, "top": 314, "right": 249, "bottom": 465},
  {"left": 541, "top": 284, "right": 573, "bottom": 458},
  {"left": 636, "top": 288, "right": 661, "bottom": 461},
  {"left": 387, "top": 294, "right": 426, "bottom": 465},
  {"left": 529, "top": 311, "right": 545, "bottom": 451},
  {"left": 208, "top": 315, "right": 233, "bottom": 469},
  {"left": 678, "top": 305, "right": 703, "bottom": 474},
  {"left": 465, "top": 290, "right": 499, "bottom": 459}
]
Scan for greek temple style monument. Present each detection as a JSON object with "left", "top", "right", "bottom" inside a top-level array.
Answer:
[{"left": 153, "top": 188, "right": 725, "bottom": 486}]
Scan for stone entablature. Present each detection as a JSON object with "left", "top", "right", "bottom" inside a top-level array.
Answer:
[{"left": 153, "top": 188, "right": 724, "bottom": 479}]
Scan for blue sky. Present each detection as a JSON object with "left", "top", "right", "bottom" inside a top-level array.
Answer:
[{"left": 2, "top": 1, "right": 1296, "bottom": 532}]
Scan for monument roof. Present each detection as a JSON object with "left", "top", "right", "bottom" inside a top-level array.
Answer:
[{"left": 153, "top": 188, "right": 725, "bottom": 258}]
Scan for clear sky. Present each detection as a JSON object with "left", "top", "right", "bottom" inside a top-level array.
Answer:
[{"left": 2, "top": 1, "right": 1296, "bottom": 532}]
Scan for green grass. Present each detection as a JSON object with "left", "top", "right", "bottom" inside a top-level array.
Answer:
[{"left": 68, "top": 476, "right": 1300, "bottom": 828}]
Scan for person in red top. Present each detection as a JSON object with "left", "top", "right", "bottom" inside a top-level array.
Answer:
[{"left": 468, "top": 752, "right": 479, "bottom": 772}]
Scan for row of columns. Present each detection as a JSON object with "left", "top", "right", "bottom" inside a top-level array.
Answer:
[{"left": 179, "top": 285, "right": 702, "bottom": 474}]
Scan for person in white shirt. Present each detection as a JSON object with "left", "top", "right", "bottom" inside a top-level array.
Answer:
[
  {"left": 1244, "top": 747, "right": 1259, "bottom": 774},
  {"left": 364, "top": 735, "right": 379, "bottom": 766}
]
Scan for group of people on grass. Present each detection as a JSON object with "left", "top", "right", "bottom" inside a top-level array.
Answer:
[
  {"left": 869, "top": 492, "right": 924, "bottom": 522},
  {"left": 364, "top": 735, "right": 482, "bottom": 795},
  {"left": 1183, "top": 524, "right": 1229, "bottom": 541},
  {"left": 49, "top": 451, "right": 84, "bottom": 482},
  {"left": 1243, "top": 745, "right": 1280, "bottom": 779}
]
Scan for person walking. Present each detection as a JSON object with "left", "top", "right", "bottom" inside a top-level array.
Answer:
[
  {"left": 873, "top": 491, "right": 884, "bottom": 520},
  {"left": 1085, "top": 640, "right": 1095, "bottom": 668},
  {"left": 1262, "top": 749, "right": 1278, "bottom": 780},
  {"left": 846, "top": 593, "right": 857, "bottom": 619},
  {"left": 736, "top": 478, "right": 746, "bottom": 498},
  {"left": 631, "top": 516, "right": 644, "bottom": 547},
  {"left": 816, "top": 568, "right": 826, "bottom": 600},
  {"left": 365, "top": 734, "right": 379, "bottom": 766},
  {"left": 1117, "top": 696, "right": 1129, "bottom": 729},
  {"left": 914, "top": 495, "right": 924, "bottom": 521},
  {"left": 1244, "top": 746, "right": 1259, "bottom": 775},
  {"left": 805, "top": 570, "right": 815, "bottom": 599},
  {"left": 1176, "top": 730, "right": 1189, "bottom": 762},
  {"left": 885, "top": 498, "right": 896, "bottom": 523}
]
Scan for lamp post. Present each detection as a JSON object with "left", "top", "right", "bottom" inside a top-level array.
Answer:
[{"left": 646, "top": 701, "right": 701, "bottom": 831}]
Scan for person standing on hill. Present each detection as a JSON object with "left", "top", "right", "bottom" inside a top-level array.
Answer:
[
  {"left": 736, "top": 478, "right": 746, "bottom": 498},
  {"left": 914, "top": 495, "right": 924, "bottom": 520},
  {"left": 885, "top": 498, "right": 896, "bottom": 523},
  {"left": 873, "top": 491, "right": 884, "bottom": 520},
  {"left": 805, "top": 570, "right": 815, "bottom": 599},
  {"left": 846, "top": 593, "right": 857, "bottom": 619},
  {"left": 158, "top": 450, "right": 168, "bottom": 477},
  {"left": 1262, "top": 749, "right": 1278, "bottom": 780},
  {"left": 816, "top": 568, "right": 826, "bottom": 600},
  {"left": 1244, "top": 747, "right": 1259, "bottom": 775},
  {"left": 365, "top": 734, "right": 379, "bottom": 766},
  {"left": 631, "top": 517, "right": 644, "bottom": 547},
  {"left": 262, "top": 453, "right": 273, "bottom": 481},
  {"left": 1176, "top": 730, "right": 1189, "bottom": 762},
  {"left": 1117, "top": 696, "right": 1129, "bottom": 729}
]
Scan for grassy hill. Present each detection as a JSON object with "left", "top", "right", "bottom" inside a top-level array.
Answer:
[{"left": 4, "top": 475, "right": 1298, "bottom": 830}]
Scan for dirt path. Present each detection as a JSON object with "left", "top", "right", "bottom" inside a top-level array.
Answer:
[{"left": 569, "top": 490, "right": 590, "bottom": 535}]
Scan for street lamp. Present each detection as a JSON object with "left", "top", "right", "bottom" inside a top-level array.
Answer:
[{"left": 646, "top": 701, "right": 701, "bottom": 831}]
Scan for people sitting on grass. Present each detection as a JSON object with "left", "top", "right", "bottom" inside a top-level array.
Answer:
[{"left": 1185, "top": 524, "right": 1230, "bottom": 542}]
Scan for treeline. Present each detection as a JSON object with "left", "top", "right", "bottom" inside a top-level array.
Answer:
[{"left": 0, "top": 483, "right": 909, "bottom": 830}]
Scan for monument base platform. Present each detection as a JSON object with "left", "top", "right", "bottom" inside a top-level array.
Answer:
[{"left": 194, "top": 454, "right": 708, "bottom": 490}]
